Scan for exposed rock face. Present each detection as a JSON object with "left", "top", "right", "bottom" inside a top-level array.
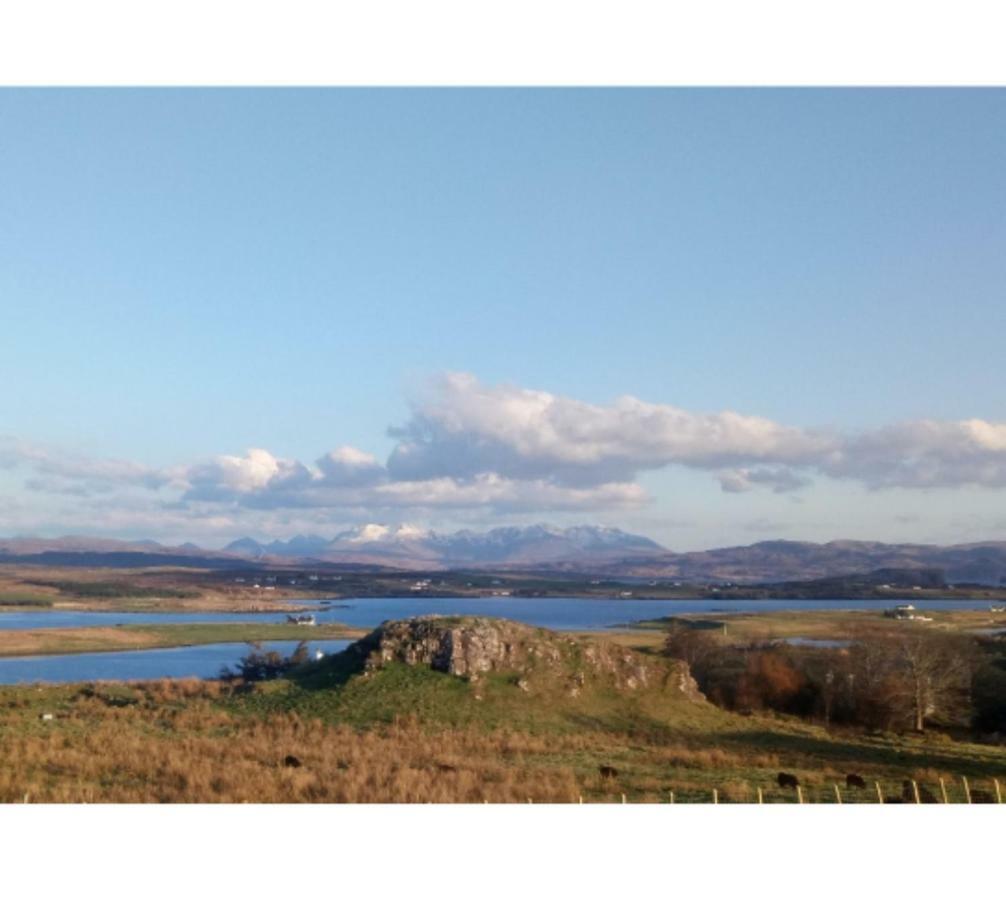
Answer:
[
  {"left": 363, "top": 617, "right": 533, "bottom": 678},
  {"left": 348, "top": 616, "right": 704, "bottom": 701}
]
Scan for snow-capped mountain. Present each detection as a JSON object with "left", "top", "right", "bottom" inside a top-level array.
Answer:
[{"left": 223, "top": 524, "right": 666, "bottom": 567}]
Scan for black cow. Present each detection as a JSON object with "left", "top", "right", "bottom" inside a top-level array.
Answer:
[
  {"left": 283, "top": 754, "right": 302, "bottom": 768},
  {"left": 599, "top": 765, "right": 619, "bottom": 780},
  {"left": 901, "top": 780, "right": 938, "bottom": 803},
  {"left": 846, "top": 773, "right": 867, "bottom": 789},
  {"left": 777, "top": 772, "right": 799, "bottom": 789}
]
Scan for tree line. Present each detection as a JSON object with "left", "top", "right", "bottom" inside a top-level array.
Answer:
[{"left": 663, "top": 623, "right": 1006, "bottom": 735}]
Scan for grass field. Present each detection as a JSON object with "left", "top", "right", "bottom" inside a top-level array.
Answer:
[
  {"left": 1, "top": 631, "right": 1004, "bottom": 803},
  {"left": 631, "top": 608, "right": 1006, "bottom": 644},
  {"left": 1, "top": 605, "right": 1004, "bottom": 804},
  {"left": 0, "top": 565, "right": 324, "bottom": 612},
  {"left": 0, "top": 622, "right": 365, "bottom": 657}
]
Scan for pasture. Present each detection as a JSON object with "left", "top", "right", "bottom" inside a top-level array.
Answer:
[{"left": 1, "top": 654, "right": 1004, "bottom": 803}]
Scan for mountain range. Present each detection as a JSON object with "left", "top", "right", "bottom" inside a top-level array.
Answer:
[
  {"left": 223, "top": 524, "right": 665, "bottom": 567},
  {"left": 3, "top": 527, "right": 1006, "bottom": 584},
  {"left": 550, "top": 538, "right": 1006, "bottom": 585}
]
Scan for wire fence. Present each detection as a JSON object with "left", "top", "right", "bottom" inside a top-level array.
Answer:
[{"left": 570, "top": 775, "right": 1005, "bottom": 804}]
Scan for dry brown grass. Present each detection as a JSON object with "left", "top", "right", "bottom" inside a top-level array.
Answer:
[
  {"left": 3, "top": 672, "right": 1005, "bottom": 803},
  {"left": 0, "top": 564, "right": 325, "bottom": 612},
  {"left": 0, "top": 678, "right": 807, "bottom": 803},
  {"left": 0, "top": 623, "right": 363, "bottom": 657},
  {"left": 0, "top": 683, "right": 590, "bottom": 803},
  {"left": 0, "top": 627, "right": 164, "bottom": 656}
]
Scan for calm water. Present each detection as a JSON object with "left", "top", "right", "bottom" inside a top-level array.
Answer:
[
  {"left": 0, "top": 595, "right": 1000, "bottom": 633},
  {"left": 1, "top": 595, "right": 999, "bottom": 684},
  {"left": 782, "top": 637, "right": 853, "bottom": 649},
  {"left": 0, "top": 640, "right": 351, "bottom": 685}
]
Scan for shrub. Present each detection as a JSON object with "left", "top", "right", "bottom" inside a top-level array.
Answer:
[{"left": 221, "top": 641, "right": 311, "bottom": 683}]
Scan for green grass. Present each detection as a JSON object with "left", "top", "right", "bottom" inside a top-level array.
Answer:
[
  {"left": 2, "top": 617, "right": 1005, "bottom": 802},
  {"left": 1, "top": 641, "right": 1005, "bottom": 802},
  {"left": 0, "top": 622, "right": 362, "bottom": 658},
  {"left": 0, "top": 593, "right": 54, "bottom": 608},
  {"left": 27, "top": 580, "right": 200, "bottom": 599},
  {"left": 214, "top": 644, "right": 1006, "bottom": 803},
  {"left": 119, "top": 622, "right": 358, "bottom": 646}
]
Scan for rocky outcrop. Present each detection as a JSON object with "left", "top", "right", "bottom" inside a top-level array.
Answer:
[{"left": 346, "top": 616, "right": 704, "bottom": 701}]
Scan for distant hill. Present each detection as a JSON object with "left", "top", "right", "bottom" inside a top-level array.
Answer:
[
  {"left": 4, "top": 529, "right": 1006, "bottom": 585},
  {"left": 557, "top": 539, "right": 1006, "bottom": 585},
  {"left": 0, "top": 536, "right": 244, "bottom": 569},
  {"left": 0, "top": 525, "right": 665, "bottom": 570}
]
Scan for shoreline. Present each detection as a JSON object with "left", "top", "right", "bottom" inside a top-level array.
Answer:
[
  {"left": 2, "top": 603, "right": 1005, "bottom": 660},
  {"left": 4, "top": 592, "right": 1006, "bottom": 617},
  {"left": 0, "top": 622, "right": 367, "bottom": 659}
]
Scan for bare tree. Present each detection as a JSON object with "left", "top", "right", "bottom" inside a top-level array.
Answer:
[
  {"left": 663, "top": 622, "right": 721, "bottom": 673},
  {"left": 890, "top": 632, "right": 974, "bottom": 732},
  {"left": 848, "top": 629, "right": 975, "bottom": 732}
]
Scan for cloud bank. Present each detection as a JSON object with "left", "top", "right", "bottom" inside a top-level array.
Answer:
[{"left": 6, "top": 373, "right": 1006, "bottom": 535}]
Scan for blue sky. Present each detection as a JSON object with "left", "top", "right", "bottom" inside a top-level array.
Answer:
[{"left": 1, "top": 89, "right": 1005, "bottom": 548}]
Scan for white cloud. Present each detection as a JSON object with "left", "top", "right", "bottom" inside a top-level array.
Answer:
[
  {"left": 171, "top": 434, "right": 645, "bottom": 513},
  {"left": 0, "top": 435, "right": 174, "bottom": 494},
  {"left": 6, "top": 374, "right": 1006, "bottom": 540},
  {"left": 387, "top": 372, "right": 835, "bottom": 486},
  {"left": 371, "top": 473, "right": 646, "bottom": 512},
  {"left": 823, "top": 419, "right": 1006, "bottom": 489},
  {"left": 388, "top": 375, "right": 1006, "bottom": 494},
  {"left": 717, "top": 467, "right": 812, "bottom": 494},
  {"left": 182, "top": 448, "right": 315, "bottom": 501},
  {"left": 316, "top": 445, "right": 385, "bottom": 487}
]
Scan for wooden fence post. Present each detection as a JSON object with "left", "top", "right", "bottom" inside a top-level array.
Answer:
[
  {"left": 621, "top": 793, "right": 627, "bottom": 804},
  {"left": 939, "top": 777, "right": 949, "bottom": 804},
  {"left": 578, "top": 794, "right": 583, "bottom": 804},
  {"left": 713, "top": 788, "right": 718, "bottom": 804},
  {"left": 911, "top": 780, "right": 921, "bottom": 804},
  {"left": 995, "top": 779, "right": 1002, "bottom": 804},
  {"left": 875, "top": 781, "right": 884, "bottom": 804},
  {"left": 796, "top": 785, "right": 804, "bottom": 804},
  {"left": 834, "top": 784, "right": 842, "bottom": 804},
  {"left": 669, "top": 790, "right": 675, "bottom": 804},
  {"left": 962, "top": 776, "right": 972, "bottom": 804},
  {"left": 757, "top": 786, "right": 763, "bottom": 804}
]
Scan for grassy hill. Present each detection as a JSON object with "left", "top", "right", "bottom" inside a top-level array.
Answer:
[{"left": 1, "top": 616, "right": 1004, "bottom": 803}]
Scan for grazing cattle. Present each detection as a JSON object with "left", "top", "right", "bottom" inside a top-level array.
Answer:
[
  {"left": 283, "top": 754, "right": 302, "bottom": 768},
  {"left": 598, "top": 765, "right": 619, "bottom": 780},
  {"left": 901, "top": 781, "right": 938, "bottom": 804},
  {"left": 846, "top": 773, "right": 866, "bottom": 789},
  {"left": 777, "top": 772, "right": 799, "bottom": 789}
]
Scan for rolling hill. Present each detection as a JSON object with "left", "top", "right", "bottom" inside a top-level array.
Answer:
[{"left": 4, "top": 528, "right": 1006, "bottom": 585}]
